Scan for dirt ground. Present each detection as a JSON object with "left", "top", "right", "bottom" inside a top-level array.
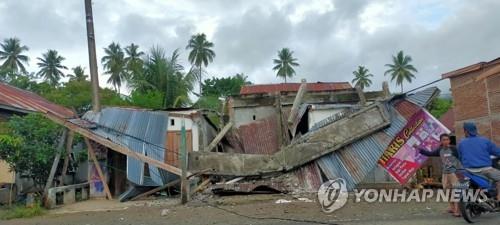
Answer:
[{"left": 3, "top": 194, "right": 499, "bottom": 225}]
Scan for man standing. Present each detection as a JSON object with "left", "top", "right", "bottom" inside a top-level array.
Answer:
[{"left": 458, "top": 122, "right": 500, "bottom": 202}]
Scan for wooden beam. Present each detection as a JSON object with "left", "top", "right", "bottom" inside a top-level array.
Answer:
[
  {"left": 130, "top": 179, "right": 180, "bottom": 201},
  {"left": 180, "top": 119, "right": 188, "bottom": 204},
  {"left": 59, "top": 131, "right": 75, "bottom": 186},
  {"left": 44, "top": 129, "right": 68, "bottom": 195},
  {"left": 287, "top": 80, "right": 307, "bottom": 126},
  {"left": 43, "top": 112, "right": 185, "bottom": 176},
  {"left": 204, "top": 121, "right": 234, "bottom": 152},
  {"left": 191, "top": 179, "right": 211, "bottom": 195},
  {"left": 85, "top": 138, "right": 112, "bottom": 200}
]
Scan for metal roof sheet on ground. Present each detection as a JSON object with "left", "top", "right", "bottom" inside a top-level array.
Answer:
[
  {"left": 240, "top": 82, "right": 353, "bottom": 95},
  {"left": 316, "top": 107, "right": 407, "bottom": 190},
  {"left": 406, "top": 87, "right": 440, "bottom": 107},
  {"left": 0, "top": 82, "right": 75, "bottom": 118},
  {"left": 82, "top": 107, "right": 176, "bottom": 186}
]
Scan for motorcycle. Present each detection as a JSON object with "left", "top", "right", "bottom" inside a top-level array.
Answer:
[{"left": 457, "top": 157, "right": 500, "bottom": 223}]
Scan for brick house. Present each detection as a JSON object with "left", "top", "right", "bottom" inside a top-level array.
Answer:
[{"left": 442, "top": 57, "right": 500, "bottom": 145}]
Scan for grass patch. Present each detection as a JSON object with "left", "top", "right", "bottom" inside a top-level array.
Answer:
[{"left": 0, "top": 203, "right": 46, "bottom": 220}]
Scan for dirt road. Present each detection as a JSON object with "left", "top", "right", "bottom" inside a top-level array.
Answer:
[{"left": 4, "top": 195, "right": 498, "bottom": 225}]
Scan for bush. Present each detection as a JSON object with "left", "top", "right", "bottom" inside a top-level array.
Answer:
[{"left": 0, "top": 203, "right": 46, "bottom": 220}]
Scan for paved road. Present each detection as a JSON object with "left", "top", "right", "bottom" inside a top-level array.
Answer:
[{"left": 4, "top": 195, "right": 499, "bottom": 225}]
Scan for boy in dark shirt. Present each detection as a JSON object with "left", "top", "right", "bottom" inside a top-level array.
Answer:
[{"left": 415, "top": 133, "right": 461, "bottom": 217}]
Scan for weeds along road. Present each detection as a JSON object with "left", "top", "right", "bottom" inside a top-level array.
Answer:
[{"left": 4, "top": 195, "right": 498, "bottom": 225}]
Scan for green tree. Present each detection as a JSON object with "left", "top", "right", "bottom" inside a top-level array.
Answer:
[
  {"left": 429, "top": 97, "right": 453, "bottom": 118},
  {"left": 36, "top": 50, "right": 67, "bottom": 86},
  {"left": 102, "top": 42, "right": 127, "bottom": 93},
  {"left": 273, "top": 48, "right": 299, "bottom": 83},
  {"left": 132, "top": 47, "right": 194, "bottom": 108},
  {"left": 44, "top": 80, "right": 128, "bottom": 114},
  {"left": 0, "top": 37, "right": 30, "bottom": 75},
  {"left": 384, "top": 50, "right": 418, "bottom": 93},
  {"left": 202, "top": 73, "right": 251, "bottom": 97},
  {"left": 351, "top": 66, "right": 373, "bottom": 90},
  {"left": 67, "top": 66, "right": 88, "bottom": 82},
  {"left": 0, "top": 114, "right": 62, "bottom": 189},
  {"left": 124, "top": 43, "right": 144, "bottom": 80},
  {"left": 186, "top": 33, "right": 215, "bottom": 95}
]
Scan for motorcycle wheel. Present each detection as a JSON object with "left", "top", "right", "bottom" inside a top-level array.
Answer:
[{"left": 459, "top": 201, "right": 482, "bottom": 223}]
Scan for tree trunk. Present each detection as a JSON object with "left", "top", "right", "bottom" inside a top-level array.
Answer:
[
  {"left": 199, "top": 66, "right": 203, "bottom": 97},
  {"left": 284, "top": 76, "right": 287, "bottom": 83},
  {"left": 401, "top": 83, "right": 404, "bottom": 93}
]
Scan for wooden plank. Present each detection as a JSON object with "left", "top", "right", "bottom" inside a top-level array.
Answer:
[
  {"left": 130, "top": 179, "right": 180, "bottom": 201},
  {"left": 287, "top": 80, "right": 307, "bottom": 126},
  {"left": 191, "top": 179, "right": 211, "bottom": 195},
  {"left": 204, "top": 121, "right": 234, "bottom": 152},
  {"left": 59, "top": 131, "right": 75, "bottom": 186},
  {"left": 85, "top": 138, "right": 112, "bottom": 200},
  {"left": 43, "top": 113, "right": 186, "bottom": 176},
  {"left": 44, "top": 129, "right": 68, "bottom": 195}
]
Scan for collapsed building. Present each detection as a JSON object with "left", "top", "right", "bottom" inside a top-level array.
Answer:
[{"left": 0, "top": 80, "right": 442, "bottom": 206}]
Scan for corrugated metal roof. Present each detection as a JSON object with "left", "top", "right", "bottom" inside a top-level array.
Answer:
[
  {"left": 406, "top": 87, "right": 440, "bottom": 107},
  {"left": 237, "top": 116, "right": 280, "bottom": 155},
  {"left": 316, "top": 107, "right": 407, "bottom": 190},
  {"left": 0, "top": 82, "right": 75, "bottom": 118},
  {"left": 240, "top": 82, "right": 353, "bottom": 95},
  {"left": 83, "top": 107, "right": 177, "bottom": 186}
]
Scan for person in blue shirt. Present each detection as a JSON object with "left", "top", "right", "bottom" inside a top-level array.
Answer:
[{"left": 458, "top": 122, "right": 500, "bottom": 202}]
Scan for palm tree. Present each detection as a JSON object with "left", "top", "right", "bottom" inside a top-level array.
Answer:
[
  {"left": 273, "top": 48, "right": 299, "bottom": 83},
  {"left": 67, "top": 66, "right": 88, "bottom": 82},
  {"left": 36, "top": 50, "right": 67, "bottom": 86},
  {"left": 186, "top": 33, "right": 215, "bottom": 95},
  {"left": 384, "top": 50, "right": 418, "bottom": 93},
  {"left": 352, "top": 66, "right": 374, "bottom": 90},
  {"left": 0, "top": 38, "right": 30, "bottom": 74},
  {"left": 124, "top": 43, "right": 144, "bottom": 79},
  {"left": 101, "top": 42, "right": 127, "bottom": 93}
]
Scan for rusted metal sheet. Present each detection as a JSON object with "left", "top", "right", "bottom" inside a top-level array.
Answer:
[
  {"left": 237, "top": 116, "right": 280, "bottom": 155},
  {"left": 394, "top": 100, "right": 421, "bottom": 120},
  {"left": 295, "top": 162, "right": 323, "bottom": 191},
  {"left": 0, "top": 82, "right": 75, "bottom": 118}
]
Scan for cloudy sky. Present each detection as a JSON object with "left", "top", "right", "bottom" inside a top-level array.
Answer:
[{"left": 1, "top": 0, "right": 499, "bottom": 94}]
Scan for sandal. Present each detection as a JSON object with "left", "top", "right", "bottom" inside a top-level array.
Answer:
[{"left": 446, "top": 209, "right": 454, "bottom": 213}]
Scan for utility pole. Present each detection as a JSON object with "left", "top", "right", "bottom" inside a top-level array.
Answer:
[
  {"left": 85, "top": 0, "right": 101, "bottom": 112},
  {"left": 180, "top": 118, "right": 188, "bottom": 204}
]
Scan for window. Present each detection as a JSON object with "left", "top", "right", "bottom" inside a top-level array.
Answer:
[
  {"left": 252, "top": 115, "right": 256, "bottom": 120},
  {"left": 170, "top": 119, "right": 175, "bottom": 126}
]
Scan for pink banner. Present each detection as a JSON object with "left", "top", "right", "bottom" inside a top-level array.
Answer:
[{"left": 378, "top": 109, "right": 450, "bottom": 184}]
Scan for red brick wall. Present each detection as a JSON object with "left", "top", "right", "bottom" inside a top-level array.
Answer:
[{"left": 450, "top": 70, "right": 500, "bottom": 145}]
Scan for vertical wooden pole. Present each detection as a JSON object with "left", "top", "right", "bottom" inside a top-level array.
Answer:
[
  {"left": 44, "top": 129, "right": 68, "bottom": 195},
  {"left": 85, "top": 138, "right": 112, "bottom": 200},
  {"left": 59, "top": 131, "right": 75, "bottom": 186},
  {"left": 180, "top": 118, "right": 188, "bottom": 204}
]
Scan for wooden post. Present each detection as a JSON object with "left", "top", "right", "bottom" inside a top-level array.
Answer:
[
  {"left": 130, "top": 179, "right": 180, "bottom": 201},
  {"left": 287, "top": 79, "right": 307, "bottom": 126},
  {"left": 204, "top": 121, "right": 233, "bottom": 152},
  {"left": 59, "top": 131, "right": 75, "bottom": 186},
  {"left": 85, "top": 138, "right": 112, "bottom": 200},
  {"left": 382, "top": 81, "right": 391, "bottom": 98},
  {"left": 180, "top": 118, "right": 188, "bottom": 204},
  {"left": 44, "top": 129, "right": 68, "bottom": 195}
]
